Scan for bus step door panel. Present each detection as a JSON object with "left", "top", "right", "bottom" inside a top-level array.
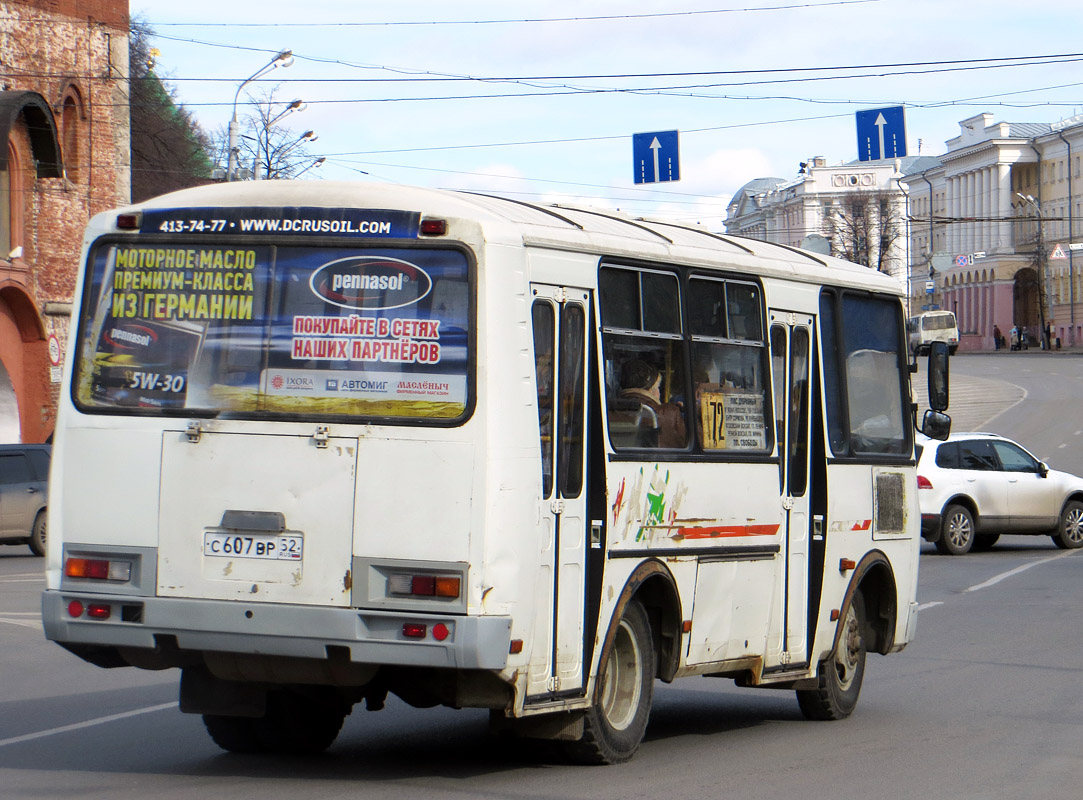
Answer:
[{"left": 158, "top": 430, "right": 358, "bottom": 606}]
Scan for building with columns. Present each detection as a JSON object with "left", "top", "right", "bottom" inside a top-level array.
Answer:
[
  {"left": 901, "top": 113, "right": 1083, "bottom": 351},
  {"left": 725, "top": 155, "right": 938, "bottom": 289}
]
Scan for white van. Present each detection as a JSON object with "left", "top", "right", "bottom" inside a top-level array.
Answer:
[{"left": 908, "top": 311, "right": 959, "bottom": 356}]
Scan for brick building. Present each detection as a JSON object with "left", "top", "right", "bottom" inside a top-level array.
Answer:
[{"left": 1, "top": 0, "right": 129, "bottom": 443}]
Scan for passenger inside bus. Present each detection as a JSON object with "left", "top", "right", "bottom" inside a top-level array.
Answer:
[{"left": 609, "top": 359, "right": 687, "bottom": 449}]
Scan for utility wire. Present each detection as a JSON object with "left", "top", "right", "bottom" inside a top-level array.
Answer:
[{"left": 141, "top": 1, "right": 883, "bottom": 27}]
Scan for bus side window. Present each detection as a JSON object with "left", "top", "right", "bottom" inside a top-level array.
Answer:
[
  {"left": 689, "top": 277, "right": 770, "bottom": 453},
  {"left": 600, "top": 266, "right": 688, "bottom": 451}
]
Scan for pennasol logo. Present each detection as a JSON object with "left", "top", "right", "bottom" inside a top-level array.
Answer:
[
  {"left": 103, "top": 323, "right": 158, "bottom": 350},
  {"left": 309, "top": 256, "right": 431, "bottom": 311}
]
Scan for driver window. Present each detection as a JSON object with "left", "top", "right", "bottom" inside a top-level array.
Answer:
[{"left": 991, "top": 441, "right": 1039, "bottom": 473}]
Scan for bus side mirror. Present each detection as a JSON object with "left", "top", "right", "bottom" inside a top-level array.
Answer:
[
  {"left": 927, "top": 341, "right": 949, "bottom": 412},
  {"left": 920, "top": 409, "right": 951, "bottom": 441}
]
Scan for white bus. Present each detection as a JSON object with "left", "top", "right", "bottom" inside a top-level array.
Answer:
[
  {"left": 907, "top": 310, "right": 959, "bottom": 356},
  {"left": 43, "top": 182, "right": 949, "bottom": 763}
]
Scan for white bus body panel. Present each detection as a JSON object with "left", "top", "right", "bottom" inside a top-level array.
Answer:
[
  {"left": 157, "top": 430, "right": 356, "bottom": 606},
  {"left": 42, "top": 181, "right": 922, "bottom": 733}
]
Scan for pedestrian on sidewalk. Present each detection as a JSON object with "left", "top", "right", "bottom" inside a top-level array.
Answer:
[{"left": 993, "top": 324, "right": 1003, "bottom": 351}]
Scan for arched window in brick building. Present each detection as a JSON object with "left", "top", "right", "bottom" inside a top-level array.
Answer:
[
  {"left": 1, "top": 138, "right": 25, "bottom": 259},
  {"left": 60, "top": 87, "right": 85, "bottom": 183}
]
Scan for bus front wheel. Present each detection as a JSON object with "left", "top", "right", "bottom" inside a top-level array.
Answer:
[
  {"left": 797, "top": 592, "right": 866, "bottom": 721},
  {"left": 565, "top": 599, "right": 654, "bottom": 764}
]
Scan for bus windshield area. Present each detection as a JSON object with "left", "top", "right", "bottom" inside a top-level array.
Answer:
[{"left": 73, "top": 242, "right": 471, "bottom": 421}]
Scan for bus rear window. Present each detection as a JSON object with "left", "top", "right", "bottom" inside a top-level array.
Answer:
[{"left": 73, "top": 242, "right": 471, "bottom": 422}]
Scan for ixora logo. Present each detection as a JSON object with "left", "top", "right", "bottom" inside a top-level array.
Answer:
[
  {"left": 269, "top": 373, "right": 316, "bottom": 392},
  {"left": 103, "top": 323, "right": 158, "bottom": 350},
  {"left": 309, "top": 256, "right": 432, "bottom": 311}
]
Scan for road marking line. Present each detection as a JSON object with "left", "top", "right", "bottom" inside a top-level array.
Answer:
[
  {"left": 973, "top": 380, "right": 1028, "bottom": 430},
  {"left": 918, "top": 601, "right": 944, "bottom": 611},
  {"left": 0, "top": 702, "right": 178, "bottom": 748},
  {"left": 0, "top": 617, "right": 41, "bottom": 630},
  {"left": 964, "top": 550, "right": 1078, "bottom": 593}
]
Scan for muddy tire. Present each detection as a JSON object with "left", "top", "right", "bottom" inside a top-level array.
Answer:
[
  {"left": 565, "top": 599, "right": 654, "bottom": 764},
  {"left": 797, "top": 592, "right": 866, "bottom": 721}
]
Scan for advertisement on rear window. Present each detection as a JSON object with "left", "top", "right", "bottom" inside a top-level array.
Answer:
[{"left": 75, "top": 239, "right": 470, "bottom": 421}]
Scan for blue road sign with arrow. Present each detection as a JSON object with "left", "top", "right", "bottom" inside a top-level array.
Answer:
[
  {"left": 856, "top": 106, "right": 907, "bottom": 161},
  {"left": 633, "top": 130, "right": 680, "bottom": 184}
]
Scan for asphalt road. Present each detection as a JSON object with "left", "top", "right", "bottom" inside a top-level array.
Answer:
[{"left": 3, "top": 352, "right": 1082, "bottom": 799}]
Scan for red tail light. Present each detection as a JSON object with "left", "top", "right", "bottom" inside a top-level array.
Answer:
[
  {"left": 388, "top": 572, "right": 461, "bottom": 599},
  {"left": 64, "top": 557, "right": 132, "bottom": 581},
  {"left": 87, "top": 604, "right": 112, "bottom": 620},
  {"left": 917, "top": 475, "right": 933, "bottom": 489}
]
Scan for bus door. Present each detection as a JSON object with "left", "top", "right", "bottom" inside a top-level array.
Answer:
[
  {"left": 769, "top": 311, "right": 813, "bottom": 664},
  {"left": 527, "top": 285, "right": 590, "bottom": 699}
]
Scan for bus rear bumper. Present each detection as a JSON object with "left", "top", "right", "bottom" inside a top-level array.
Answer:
[{"left": 42, "top": 590, "right": 511, "bottom": 671}]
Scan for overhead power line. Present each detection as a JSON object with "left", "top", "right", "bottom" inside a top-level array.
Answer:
[{"left": 142, "top": 1, "right": 883, "bottom": 28}]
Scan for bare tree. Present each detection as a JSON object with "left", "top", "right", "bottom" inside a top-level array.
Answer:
[
  {"left": 827, "top": 189, "right": 905, "bottom": 272},
  {"left": 209, "top": 87, "right": 321, "bottom": 180}
]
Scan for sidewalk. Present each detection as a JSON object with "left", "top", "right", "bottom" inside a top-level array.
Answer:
[{"left": 968, "top": 342, "right": 1083, "bottom": 356}]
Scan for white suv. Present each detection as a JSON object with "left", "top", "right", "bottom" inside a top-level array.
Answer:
[{"left": 916, "top": 432, "right": 1083, "bottom": 554}]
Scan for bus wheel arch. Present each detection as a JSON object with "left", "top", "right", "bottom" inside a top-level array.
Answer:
[
  {"left": 846, "top": 553, "right": 898, "bottom": 657},
  {"left": 617, "top": 560, "right": 682, "bottom": 682}
]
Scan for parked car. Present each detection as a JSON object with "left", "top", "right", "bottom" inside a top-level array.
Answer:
[
  {"left": 916, "top": 432, "right": 1083, "bottom": 555},
  {"left": 0, "top": 443, "right": 50, "bottom": 556}
]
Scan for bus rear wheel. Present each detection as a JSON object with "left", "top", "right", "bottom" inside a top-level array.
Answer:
[
  {"left": 797, "top": 592, "right": 866, "bottom": 721},
  {"left": 565, "top": 599, "right": 654, "bottom": 765},
  {"left": 204, "top": 689, "right": 347, "bottom": 754}
]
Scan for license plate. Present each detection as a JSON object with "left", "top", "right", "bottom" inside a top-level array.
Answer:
[{"left": 203, "top": 531, "right": 303, "bottom": 561}]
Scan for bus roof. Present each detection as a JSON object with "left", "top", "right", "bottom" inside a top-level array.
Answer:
[{"left": 109, "top": 181, "right": 905, "bottom": 297}]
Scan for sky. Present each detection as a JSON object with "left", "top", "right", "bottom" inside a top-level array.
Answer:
[{"left": 129, "top": 0, "right": 1083, "bottom": 226}]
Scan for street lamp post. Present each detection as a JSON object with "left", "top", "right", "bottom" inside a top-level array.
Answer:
[
  {"left": 1017, "top": 192, "right": 1050, "bottom": 350},
  {"left": 265, "top": 130, "right": 318, "bottom": 180},
  {"left": 253, "top": 100, "right": 307, "bottom": 180},
  {"left": 295, "top": 157, "right": 326, "bottom": 178},
  {"left": 227, "top": 49, "right": 293, "bottom": 182}
]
